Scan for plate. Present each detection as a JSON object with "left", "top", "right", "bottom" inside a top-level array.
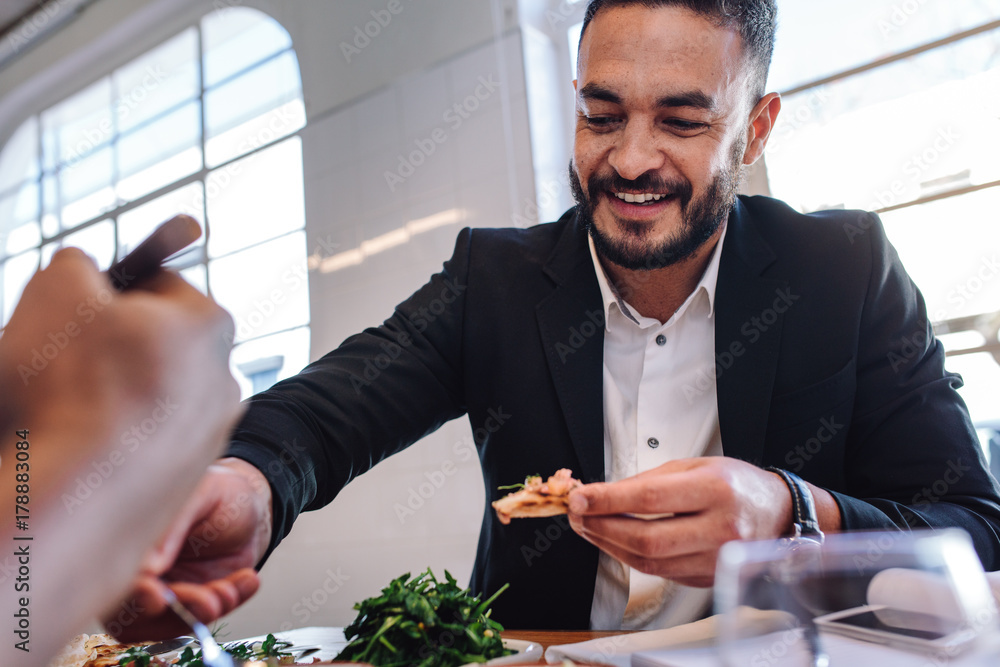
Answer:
[{"left": 460, "top": 638, "right": 544, "bottom": 666}]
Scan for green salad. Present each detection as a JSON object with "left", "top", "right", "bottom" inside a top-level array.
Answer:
[{"left": 335, "top": 568, "right": 511, "bottom": 667}]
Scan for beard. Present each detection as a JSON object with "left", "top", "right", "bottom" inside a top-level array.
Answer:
[{"left": 570, "top": 140, "right": 745, "bottom": 271}]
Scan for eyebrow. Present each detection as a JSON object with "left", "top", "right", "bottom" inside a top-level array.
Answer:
[{"left": 578, "top": 82, "right": 718, "bottom": 112}]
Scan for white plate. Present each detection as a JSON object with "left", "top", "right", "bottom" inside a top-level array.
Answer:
[{"left": 461, "top": 638, "right": 544, "bottom": 666}]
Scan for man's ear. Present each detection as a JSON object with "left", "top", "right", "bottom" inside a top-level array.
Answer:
[{"left": 743, "top": 92, "right": 781, "bottom": 165}]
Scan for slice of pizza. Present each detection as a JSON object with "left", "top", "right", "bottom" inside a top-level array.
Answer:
[{"left": 491, "top": 468, "right": 583, "bottom": 525}]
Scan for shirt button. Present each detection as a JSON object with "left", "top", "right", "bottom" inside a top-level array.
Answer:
[
  {"left": 647, "top": 437, "right": 659, "bottom": 449},
  {"left": 655, "top": 335, "right": 666, "bottom": 346}
]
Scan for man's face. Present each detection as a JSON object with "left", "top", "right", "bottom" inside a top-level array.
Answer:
[{"left": 572, "top": 4, "right": 753, "bottom": 270}]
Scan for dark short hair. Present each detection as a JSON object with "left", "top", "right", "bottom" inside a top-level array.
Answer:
[{"left": 579, "top": 0, "right": 777, "bottom": 103}]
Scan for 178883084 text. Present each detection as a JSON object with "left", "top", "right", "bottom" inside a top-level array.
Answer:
[{"left": 11, "top": 428, "right": 31, "bottom": 653}]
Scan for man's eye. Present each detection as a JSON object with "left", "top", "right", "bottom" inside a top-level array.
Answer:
[
  {"left": 666, "top": 119, "right": 708, "bottom": 134},
  {"left": 583, "top": 115, "right": 621, "bottom": 131}
]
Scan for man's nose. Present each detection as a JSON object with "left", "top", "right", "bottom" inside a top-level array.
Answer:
[{"left": 608, "top": 121, "right": 665, "bottom": 181}]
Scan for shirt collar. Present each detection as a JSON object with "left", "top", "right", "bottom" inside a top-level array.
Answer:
[{"left": 587, "top": 221, "right": 728, "bottom": 327}]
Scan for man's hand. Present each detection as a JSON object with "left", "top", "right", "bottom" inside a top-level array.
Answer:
[
  {"left": 108, "top": 458, "right": 273, "bottom": 641},
  {"left": 567, "top": 457, "right": 839, "bottom": 587},
  {"left": 0, "top": 249, "right": 247, "bottom": 660}
]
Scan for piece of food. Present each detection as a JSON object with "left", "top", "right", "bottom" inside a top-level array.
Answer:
[
  {"left": 49, "top": 632, "right": 296, "bottom": 667},
  {"left": 491, "top": 469, "right": 583, "bottom": 525},
  {"left": 335, "top": 568, "right": 510, "bottom": 667}
]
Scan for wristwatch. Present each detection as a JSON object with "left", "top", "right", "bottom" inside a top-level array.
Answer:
[{"left": 766, "top": 467, "right": 825, "bottom": 543}]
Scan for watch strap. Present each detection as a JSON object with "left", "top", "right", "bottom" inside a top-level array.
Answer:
[{"left": 766, "top": 466, "right": 824, "bottom": 542}]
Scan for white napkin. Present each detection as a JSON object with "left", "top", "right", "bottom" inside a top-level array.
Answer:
[
  {"left": 544, "top": 609, "right": 794, "bottom": 666},
  {"left": 866, "top": 568, "right": 1000, "bottom": 622}
]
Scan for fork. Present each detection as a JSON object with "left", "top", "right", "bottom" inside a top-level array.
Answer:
[{"left": 160, "top": 588, "right": 235, "bottom": 667}]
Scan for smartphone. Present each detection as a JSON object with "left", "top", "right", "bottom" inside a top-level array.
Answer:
[{"left": 814, "top": 604, "right": 977, "bottom": 654}]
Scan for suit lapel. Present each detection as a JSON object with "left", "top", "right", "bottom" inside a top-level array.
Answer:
[
  {"left": 536, "top": 212, "right": 607, "bottom": 484},
  {"left": 715, "top": 199, "right": 787, "bottom": 465},
  {"left": 534, "top": 201, "right": 788, "bottom": 478}
]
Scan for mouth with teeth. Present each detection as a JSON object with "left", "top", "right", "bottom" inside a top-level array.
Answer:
[
  {"left": 613, "top": 191, "right": 671, "bottom": 205},
  {"left": 606, "top": 190, "right": 678, "bottom": 219}
]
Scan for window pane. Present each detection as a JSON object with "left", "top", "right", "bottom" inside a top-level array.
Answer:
[
  {"left": 180, "top": 264, "right": 207, "bottom": 294},
  {"left": 6, "top": 222, "right": 40, "bottom": 257},
  {"left": 118, "top": 182, "right": 206, "bottom": 258},
  {"left": 230, "top": 326, "right": 310, "bottom": 399},
  {"left": 202, "top": 7, "right": 292, "bottom": 88},
  {"left": 42, "top": 78, "right": 113, "bottom": 169},
  {"left": 62, "top": 219, "right": 115, "bottom": 270},
  {"left": 205, "top": 99, "right": 305, "bottom": 169},
  {"left": 60, "top": 145, "right": 115, "bottom": 229},
  {"left": 767, "top": 27, "right": 1000, "bottom": 214},
  {"left": 945, "top": 352, "right": 1000, "bottom": 425},
  {"left": 880, "top": 187, "right": 1000, "bottom": 323},
  {"left": 770, "top": 0, "right": 1000, "bottom": 92},
  {"left": 209, "top": 230, "right": 309, "bottom": 343},
  {"left": 2, "top": 250, "right": 39, "bottom": 325},
  {"left": 117, "top": 101, "right": 201, "bottom": 202},
  {"left": 114, "top": 28, "right": 198, "bottom": 134},
  {"left": 204, "top": 51, "right": 303, "bottom": 167},
  {"left": 0, "top": 184, "right": 40, "bottom": 257},
  {"left": 207, "top": 138, "right": 304, "bottom": 258},
  {"left": 0, "top": 118, "right": 38, "bottom": 195}
]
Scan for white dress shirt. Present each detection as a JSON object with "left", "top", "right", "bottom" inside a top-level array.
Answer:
[{"left": 587, "top": 224, "right": 728, "bottom": 631}]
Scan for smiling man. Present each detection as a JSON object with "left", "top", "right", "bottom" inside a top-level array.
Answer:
[{"left": 116, "top": 0, "right": 1000, "bottom": 636}]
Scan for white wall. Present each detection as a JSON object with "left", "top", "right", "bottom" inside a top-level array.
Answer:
[{"left": 0, "top": 0, "right": 541, "bottom": 638}]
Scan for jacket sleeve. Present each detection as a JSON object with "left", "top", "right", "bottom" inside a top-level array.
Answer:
[
  {"left": 830, "top": 213, "right": 1000, "bottom": 569},
  {"left": 226, "top": 228, "right": 474, "bottom": 560}
]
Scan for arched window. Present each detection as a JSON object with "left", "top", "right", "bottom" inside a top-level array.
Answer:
[{"left": 0, "top": 7, "right": 309, "bottom": 398}]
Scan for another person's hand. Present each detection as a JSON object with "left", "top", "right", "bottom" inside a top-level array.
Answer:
[
  {"left": 566, "top": 457, "right": 839, "bottom": 587},
  {"left": 0, "top": 248, "right": 244, "bottom": 661},
  {"left": 108, "top": 458, "right": 272, "bottom": 641}
]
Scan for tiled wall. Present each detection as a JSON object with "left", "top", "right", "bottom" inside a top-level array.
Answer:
[{"left": 223, "top": 31, "right": 539, "bottom": 636}]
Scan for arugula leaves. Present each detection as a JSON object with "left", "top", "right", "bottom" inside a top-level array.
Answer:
[
  {"left": 116, "top": 633, "right": 291, "bottom": 667},
  {"left": 497, "top": 474, "right": 541, "bottom": 491},
  {"left": 335, "top": 568, "right": 511, "bottom": 667}
]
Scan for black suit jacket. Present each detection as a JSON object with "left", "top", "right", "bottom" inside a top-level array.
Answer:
[{"left": 229, "top": 195, "right": 1000, "bottom": 629}]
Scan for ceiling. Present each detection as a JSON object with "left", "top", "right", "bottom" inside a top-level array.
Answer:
[{"left": 0, "top": 1, "right": 45, "bottom": 40}]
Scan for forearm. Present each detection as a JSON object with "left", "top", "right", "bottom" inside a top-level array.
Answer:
[{"left": 0, "top": 424, "right": 156, "bottom": 664}]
